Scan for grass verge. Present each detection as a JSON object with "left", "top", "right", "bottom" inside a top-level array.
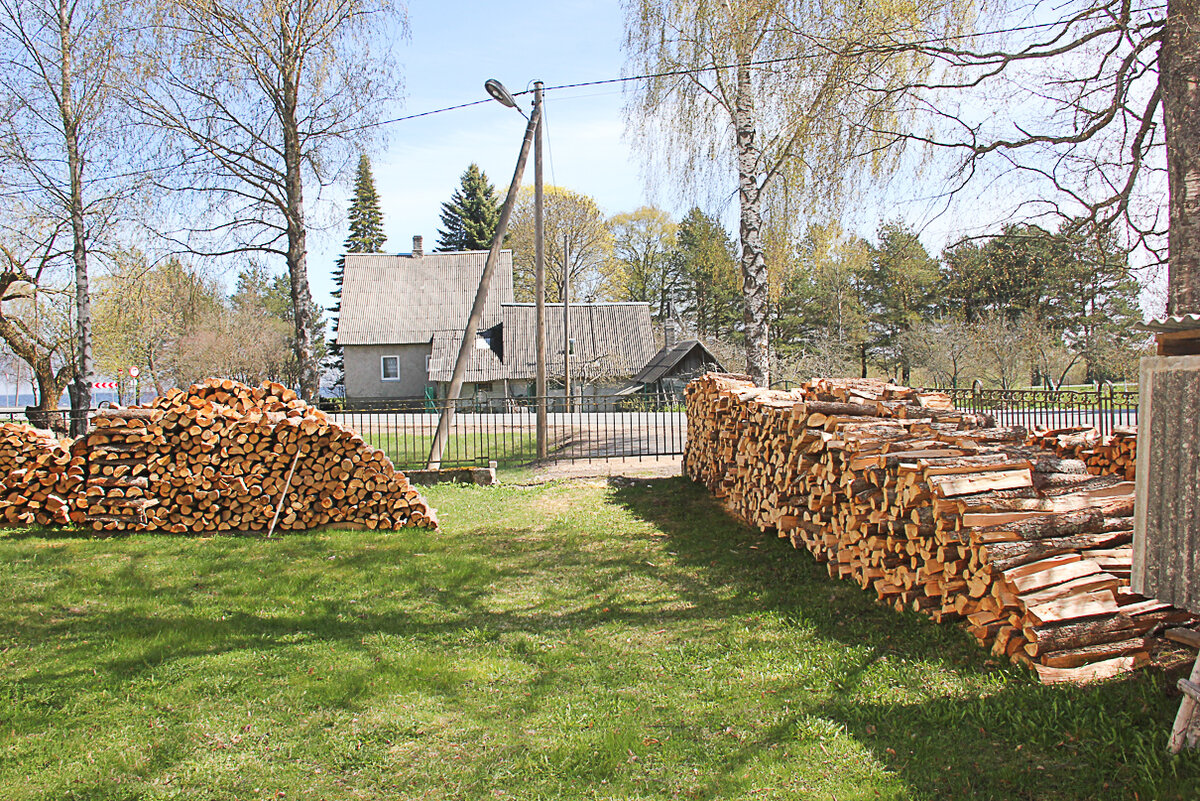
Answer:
[{"left": 1, "top": 477, "right": 1198, "bottom": 800}]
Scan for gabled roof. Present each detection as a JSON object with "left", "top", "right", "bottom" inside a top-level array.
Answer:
[
  {"left": 336, "top": 251, "right": 514, "bottom": 346},
  {"left": 631, "top": 339, "right": 725, "bottom": 385},
  {"left": 501, "top": 303, "right": 655, "bottom": 381}
]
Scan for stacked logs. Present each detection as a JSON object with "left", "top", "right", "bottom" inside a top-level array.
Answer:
[
  {"left": 0, "top": 379, "right": 437, "bottom": 533},
  {"left": 81, "top": 378, "right": 438, "bottom": 533},
  {"left": 684, "top": 373, "right": 1188, "bottom": 683},
  {"left": 1028, "top": 425, "right": 1138, "bottom": 479},
  {"left": 0, "top": 423, "right": 86, "bottom": 525}
]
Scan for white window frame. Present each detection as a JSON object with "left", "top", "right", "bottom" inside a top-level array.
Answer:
[{"left": 380, "top": 355, "right": 400, "bottom": 381}]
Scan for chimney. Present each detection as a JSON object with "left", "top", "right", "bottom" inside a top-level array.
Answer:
[
  {"left": 665, "top": 316, "right": 679, "bottom": 348},
  {"left": 412, "top": 235, "right": 423, "bottom": 257}
]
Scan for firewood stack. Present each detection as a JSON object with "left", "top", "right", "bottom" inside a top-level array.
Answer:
[
  {"left": 0, "top": 423, "right": 86, "bottom": 525},
  {"left": 684, "top": 373, "right": 1189, "bottom": 683},
  {"left": 81, "top": 378, "right": 438, "bottom": 533},
  {"left": 0, "top": 379, "right": 437, "bottom": 533},
  {"left": 1028, "top": 424, "right": 1138, "bottom": 479}
]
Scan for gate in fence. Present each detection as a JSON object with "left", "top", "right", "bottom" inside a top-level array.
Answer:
[
  {"left": 939, "top": 384, "right": 1138, "bottom": 436},
  {"left": 326, "top": 394, "right": 688, "bottom": 470}
]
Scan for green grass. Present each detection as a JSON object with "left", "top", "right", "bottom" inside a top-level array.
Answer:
[
  {"left": 364, "top": 431, "right": 539, "bottom": 469},
  {"left": 2, "top": 478, "right": 1199, "bottom": 800}
]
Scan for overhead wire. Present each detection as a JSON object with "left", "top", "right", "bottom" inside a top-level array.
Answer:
[{"left": 363, "top": 4, "right": 1166, "bottom": 129}]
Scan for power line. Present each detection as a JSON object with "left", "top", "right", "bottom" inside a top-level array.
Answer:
[{"left": 364, "top": 5, "right": 1166, "bottom": 129}]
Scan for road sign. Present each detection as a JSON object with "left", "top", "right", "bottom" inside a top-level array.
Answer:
[
  {"left": 92, "top": 381, "right": 117, "bottom": 390},
  {"left": 129, "top": 366, "right": 140, "bottom": 378}
]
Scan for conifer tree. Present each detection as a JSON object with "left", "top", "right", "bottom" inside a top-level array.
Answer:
[
  {"left": 436, "top": 163, "right": 501, "bottom": 251},
  {"left": 329, "top": 154, "right": 386, "bottom": 390}
]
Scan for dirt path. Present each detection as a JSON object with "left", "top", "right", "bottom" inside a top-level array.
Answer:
[{"left": 524, "top": 455, "right": 682, "bottom": 483}]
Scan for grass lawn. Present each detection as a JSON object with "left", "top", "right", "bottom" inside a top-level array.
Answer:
[{"left": 3, "top": 477, "right": 1199, "bottom": 800}]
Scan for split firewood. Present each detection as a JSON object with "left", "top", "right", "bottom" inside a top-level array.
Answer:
[{"left": 683, "top": 372, "right": 1190, "bottom": 685}]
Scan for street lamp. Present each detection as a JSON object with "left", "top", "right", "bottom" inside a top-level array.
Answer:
[
  {"left": 426, "top": 79, "right": 546, "bottom": 468},
  {"left": 484, "top": 79, "right": 524, "bottom": 115},
  {"left": 484, "top": 78, "right": 547, "bottom": 459}
]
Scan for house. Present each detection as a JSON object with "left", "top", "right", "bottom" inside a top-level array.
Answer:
[
  {"left": 629, "top": 335, "right": 726, "bottom": 400},
  {"left": 336, "top": 237, "right": 656, "bottom": 404}
]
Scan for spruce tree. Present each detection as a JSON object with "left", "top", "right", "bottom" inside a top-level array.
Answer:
[
  {"left": 436, "top": 163, "right": 501, "bottom": 251},
  {"left": 329, "top": 155, "right": 386, "bottom": 391}
]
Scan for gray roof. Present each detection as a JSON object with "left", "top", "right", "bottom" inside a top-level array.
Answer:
[
  {"left": 427, "top": 329, "right": 507, "bottom": 383},
  {"left": 427, "top": 303, "right": 655, "bottom": 384},
  {"left": 500, "top": 303, "right": 655, "bottom": 381},
  {"left": 631, "top": 339, "right": 725, "bottom": 385},
  {"left": 336, "top": 251, "right": 514, "bottom": 346}
]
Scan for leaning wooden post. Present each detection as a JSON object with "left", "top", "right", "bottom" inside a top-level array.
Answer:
[{"left": 427, "top": 100, "right": 541, "bottom": 469}]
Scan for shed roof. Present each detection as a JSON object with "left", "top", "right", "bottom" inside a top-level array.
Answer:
[
  {"left": 631, "top": 339, "right": 725, "bottom": 385},
  {"left": 500, "top": 303, "right": 655, "bottom": 381},
  {"left": 427, "top": 328, "right": 508, "bottom": 383},
  {"left": 336, "top": 251, "right": 514, "bottom": 346}
]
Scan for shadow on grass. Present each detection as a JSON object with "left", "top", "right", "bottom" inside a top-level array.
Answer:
[
  {"left": 608, "top": 475, "right": 1200, "bottom": 801},
  {"left": 606, "top": 476, "right": 985, "bottom": 670}
]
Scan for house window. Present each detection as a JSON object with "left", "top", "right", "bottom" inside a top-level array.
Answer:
[
  {"left": 381, "top": 355, "right": 400, "bottom": 381},
  {"left": 476, "top": 382, "right": 493, "bottom": 393}
]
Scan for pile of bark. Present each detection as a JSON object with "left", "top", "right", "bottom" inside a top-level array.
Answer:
[
  {"left": 0, "top": 379, "right": 437, "bottom": 533},
  {"left": 1029, "top": 425, "right": 1138, "bottom": 479},
  {"left": 684, "top": 373, "right": 1188, "bottom": 684},
  {"left": 0, "top": 423, "right": 86, "bottom": 526}
]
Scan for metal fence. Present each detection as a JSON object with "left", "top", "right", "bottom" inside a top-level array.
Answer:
[
  {"left": 939, "top": 384, "right": 1138, "bottom": 436},
  {"left": 326, "top": 393, "right": 688, "bottom": 470},
  {"left": 0, "top": 407, "right": 90, "bottom": 436}
]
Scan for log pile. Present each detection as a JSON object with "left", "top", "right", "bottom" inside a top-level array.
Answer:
[
  {"left": 0, "top": 423, "right": 86, "bottom": 525},
  {"left": 0, "top": 379, "right": 438, "bottom": 533},
  {"left": 1028, "top": 425, "right": 1138, "bottom": 479},
  {"left": 684, "top": 373, "right": 1188, "bottom": 684}
]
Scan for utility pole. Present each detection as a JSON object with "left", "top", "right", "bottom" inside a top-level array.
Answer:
[
  {"left": 534, "top": 82, "right": 547, "bottom": 459},
  {"left": 562, "top": 236, "right": 571, "bottom": 413},
  {"left": 428, "top": 84, "right": 541, "bottom": 469}
]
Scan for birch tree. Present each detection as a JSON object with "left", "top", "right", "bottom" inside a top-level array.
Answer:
[
  {"left": 141, "top": 0, "right": 404, "bottom": 401},
  {"left": 0, "top": 0, "right": 142, "bottom": 430},
  {"left": 622, "top": 0, "right": 973, "bottom": 385}
]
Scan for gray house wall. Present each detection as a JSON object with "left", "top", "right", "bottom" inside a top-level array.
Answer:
[{"left": 343, "top": 343, "right": 431, "bottom": 402}]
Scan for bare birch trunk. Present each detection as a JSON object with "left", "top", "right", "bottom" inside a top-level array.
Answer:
[
  {"left": 1162, "top": 0, "right": 1200, "bottom": 316},
  {"left": 59, "top": 0, "right": 91, "bottom": 433},
  {"left": 281, "top": 23, "right": 318, "bottom": 403},
  {"left": 734, "top": 62, "right": 770, "bottom": 386}
]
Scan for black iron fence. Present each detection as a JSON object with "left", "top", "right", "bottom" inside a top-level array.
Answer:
[
  {"left": 939, "top": 384, "right": 1138, "bottom": 436},
  {"left": 327, "top": 393, "right": 688, "bottom": 470},
  {"left": 0, "top": 407, "right": 91, "bottom": 436},
  {"left": 0, "top": 385, "right": 1136, "bottom": 471}
]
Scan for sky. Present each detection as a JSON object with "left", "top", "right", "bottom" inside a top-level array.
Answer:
[{"left": 306, "top": 1, "right": 655, "bottom": 312}]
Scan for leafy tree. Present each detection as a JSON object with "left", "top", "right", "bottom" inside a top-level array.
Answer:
[
  {"left": 329, "top": 155, "right": 386, "bottom": 391},
  {"left": 859, "top": 222, "right": 939, "bottom": 383},
  {"left": 229, "top": 263, "right": 326, "bottom": 390},
  {"left": 436, "top": 164, "right": 500, "bottom": 252},
  {"left": 508, "top": 186, "right": 613, "bottom": 303},
  {"left": 840, "top": 1, "right": 1196, "bottom": 316},
  {"left": 140, "top": 0, "right": 403, "bottom": 402},
  {"left": 772, "top": 222, "right": 868, "bottom": 371},
  {"left": 670, "top": 208, "right": 740, "bottom": 342},
  {"left": 605, "top": 206, "right": 678, "bottom": 321},
  {"left": 93, "top": 253, "right": 224, "bottom": 397},
  {"left": 939, "top": 221, "right": 1143, "bottom": 385},
  {"left": 623, "top": 0, "right": 973, "bottom": 385},
  {"left": 0, "top": 0, "right": 146, "bottom": 430}
]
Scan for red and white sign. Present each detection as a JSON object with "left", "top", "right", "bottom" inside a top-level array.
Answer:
[
  {"left": 129, "top": 366, "right": 140, "bottom": 378},
  {"left": 92, "top": 381, "right": 118, "bottom": 390}
]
